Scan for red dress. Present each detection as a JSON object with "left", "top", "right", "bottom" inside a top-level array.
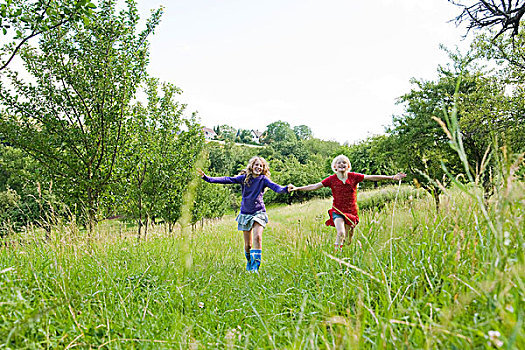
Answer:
[{"left": 321, "top": 172, "right": 365, "bottom": 227}]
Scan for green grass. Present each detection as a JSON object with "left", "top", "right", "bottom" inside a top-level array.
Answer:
[{"left": 1, "top": 183, "right": 523, "bottom": 349}]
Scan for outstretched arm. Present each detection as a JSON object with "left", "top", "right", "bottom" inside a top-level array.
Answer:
[
  {"left": 291, "top": 182, "right": 323, "bottom": 192},
  {"left": 363, "top": 172, "right": 406, "bottom": 182},
  {"left": 196, "top": 168, "right": 243, "bottom": 184}
]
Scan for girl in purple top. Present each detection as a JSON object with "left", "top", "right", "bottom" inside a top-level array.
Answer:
[{"left": 197, "top": 156, "right": 292, "bottom": 272}]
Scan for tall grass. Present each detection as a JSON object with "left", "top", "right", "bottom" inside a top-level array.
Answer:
[{"left": 1, "top": 178, "right": 523, "bottom": 348}]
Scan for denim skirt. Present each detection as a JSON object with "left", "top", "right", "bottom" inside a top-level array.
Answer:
[{"left": 235, "top": 211, "right": 269, "bottom": 231}]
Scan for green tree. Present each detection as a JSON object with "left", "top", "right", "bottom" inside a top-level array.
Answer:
[
  {"left": 390, "top": 60, "right": 512, "bottom": 208},
  {"left": 235, "top": 129, "right": 253, "bottom": 144},
  {"left": 0, "top": 0, "right": 96, "bottom": 71},
  {"left": 0, "top": 0, "right": 162, "bottom": 231},
  {"left": 215, "top": 124, "right": 237, "bottom": 141},
  {"left": 471, "top": 27, "right": 525, "bottom": 153},
  {"left": 293, "top": 125, "right": 313, "bottom": 140},
  {"left": 192, "top": 178, "right": 230, "bottom": 225},
  {"left": 114, "top": 78, "right": 204, "bottom": 240},
  {"left": 390, "top": 73, "right": 463, "bottom": 210},
  {"left": 264, "top": 120, "right": 296, "bottom": 144},
  {"left": 273, "top": 139, "right": 310, "bottom": 164}
]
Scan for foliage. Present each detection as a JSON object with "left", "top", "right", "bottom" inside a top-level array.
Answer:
[
  {"left": 0, "top": 0, "right": 96, "bottom": 71},
  {"left": 293, "top": 124, "right": 312, "bottom": 140},
  {"left": 266, "top": 156, "right": 330, "bottom": 204},
  {"left": 112, "top": 78, "right": 204, "bottom": 240},
  {"left": 387, "top": 59, "right": 514, "bottom": 208},
  {"left": 206, "top": 141, "right": 259, "bottom": 176},
  {"left": 263, "top": 120, "right": 296, "bottom": 144},
  {"left": 0, "top": 0, "right": 163, "bottom": 230},
  {"left": 272, "top": 139, "right": 310, "bottom": 164},
  {"left": 192, "top": 179, "right": 230, "bottom": 224},
  {"left": 471, "top": 25, "right": 525, "bottom": 154},
  {"left": 235, "top": 128, "right": 253, "bottom": 144},
  {"left": 0, "top": 143, "right": 60, "bottom": 235},
  {"left": 214, "top": 124, "right": 237, "bottom": 141}
]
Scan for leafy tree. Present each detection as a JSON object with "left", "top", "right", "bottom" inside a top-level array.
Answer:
[
  {"left": 302, "top": 138, "right": 340, "bottom": 159},
  {"left": 215, "top": 124, "right": 237, "bottom": 141},
  {"left": 0, "top": 0, "right": 96, "bottom": 71},
  {"left": 0, "top": 0, "right": 163, "bottom": 231},
  {"left": 390, "top": 74, "right": 463, "bottom": 210},
  {"left": 273, "top": 139, "right": 310, "bottom": 164},
  {"left": 159, "top": 120, "right": 204, "bottom": 229},
  {"left": 192, "top": 177, "right": 230, "bottom": 225},
  {"left": 235, "top": 128, "right": 253, "bottom": 144},
  {"left": 263, "top": 120, "right": 296, "bottom": 144},
  {"left": 267, "top": 157, "right": 329, "bottom": 204},
  {"left": 293, "top": 125, "right": 313, "bottom": 140},
  {"left": 206, "top": 141, "right": 258, "bottom": 176},
  {"left": 391, "top": 59, "right": 513, "bottom": 208},
  {"left": 471, "top": 27, "right": 525, "bottom": 153}
]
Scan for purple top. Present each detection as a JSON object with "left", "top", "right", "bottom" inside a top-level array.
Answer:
[{"left": 202, "top": 174, "right": 288, "bottom": 214}]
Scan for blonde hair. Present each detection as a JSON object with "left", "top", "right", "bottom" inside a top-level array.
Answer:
[
  {"left": 331, "top": 154, "right": 351, "bottom": 173},
  {"left": 240, "top": 156, "right": 270, "bottom": 185}
]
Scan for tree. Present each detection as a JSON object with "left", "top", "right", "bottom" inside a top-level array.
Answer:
[
  {"left": 263, "top": 120, "right": 296, "bottom": 144},
  {"left": 0, "top": 0, "right": 163, "bottom": 231},
  {"left": 113, "top": 78, "right": 204, "bottom": 240},
  {"left": 215, "top": 124, "right": 236, "bottom": 141},
  {"left": 0, "top": 0, "right": 96, "bottom": 71},
  {"left": 471, "top": 26, "right": 525, "bottom": 150},
  {"left": 450, "top": 0, "right": 525, "bottom": 37},
  {"left": 192, "top": 179, "right": 230, "bottom": 226},
  {"left": 235, "top": 129, "right": 253, "bottom": 144},
  {"left": 391, "top": 62, "right": 511, "bottom": 208},
  {"left": 391, "top": 74, "right": 464, "bottom": 210},
  {"left": 293, "top": 125, "right": 313, "bottom": 140}
]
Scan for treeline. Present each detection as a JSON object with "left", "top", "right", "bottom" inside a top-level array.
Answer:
[
  {"left": 1, "top": 1, "right": 524, "bottom": 238},
  {"left": 194, "top": 43, "right": 525, "bottom": 221}
]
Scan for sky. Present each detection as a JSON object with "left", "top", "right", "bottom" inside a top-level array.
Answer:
[{"left": 136, "top": 0, "right": 472, "bottom": 145}]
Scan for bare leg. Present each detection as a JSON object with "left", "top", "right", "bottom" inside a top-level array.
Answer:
[
  {"left": 334, "top": 217, "right": 346, "bottom": 250},
  {"left": 252, "top": 222, "right": 264, "bottom": 249},
  {"left": 344, "top": 224, "right": 354, "bottom": 245},
  {"left": 243, "top": 230, "right": 253, "bottom": 253}
]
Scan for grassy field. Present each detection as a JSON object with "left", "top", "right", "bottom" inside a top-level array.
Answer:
[{"left": 1, "top": 183, "right": 523, "bottom": 349}]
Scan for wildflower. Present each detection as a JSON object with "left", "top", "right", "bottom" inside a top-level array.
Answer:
[
  {"left": 488, "top": 330, "right": 503, "bottom": 348},
  {"left": 505, "top": 305, "right": 514, "bottom": 313},
  {"left": 198, "top": 302, "right": 204, "bottom": 308}
]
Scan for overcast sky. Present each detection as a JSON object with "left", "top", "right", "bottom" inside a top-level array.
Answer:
[{"left": 136, "top": 0, "right": 472, "bottom": 144}]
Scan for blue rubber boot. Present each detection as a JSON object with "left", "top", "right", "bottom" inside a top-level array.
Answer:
[
  {"left": 245, "top": 251, "right": 252, "bottom": 271},
  {"left": 250, "top": 249, "right": 262, "bottom": 272}
]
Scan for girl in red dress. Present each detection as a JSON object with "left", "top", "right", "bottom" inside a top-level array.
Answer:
[{"left": 291, "top": 154, "right": 406, "bottom": 251}]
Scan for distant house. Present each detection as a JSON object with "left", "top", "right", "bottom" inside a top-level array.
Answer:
[
  {"left": 202, "top": 127, "right": 217, "bottom": 140},
  {"left": 251, "top": 129, "right": 263, "bottom": 144}
]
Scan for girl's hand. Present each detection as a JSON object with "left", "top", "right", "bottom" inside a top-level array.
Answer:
[
  {"left": 287, "top": 184, "right": 296, "bottom": 192},
  {"left": 393, "top": 172, "right": 406, "bottom": 181},
  {"left": 196, "top": 168, "right": 206, "bottom": 178}
]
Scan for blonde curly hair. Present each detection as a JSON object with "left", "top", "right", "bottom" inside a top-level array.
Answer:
[{"left": 240, "top": 156, "right": 270, "bottom": 185}]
